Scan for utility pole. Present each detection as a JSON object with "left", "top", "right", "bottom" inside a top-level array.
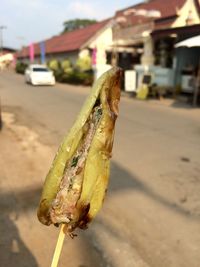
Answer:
[
  {"left": 0, "top": 26, "right": 6, "bottom": 129},
  {"left": 193, "top": 60, "right": 200, "bottom": 107},
  {"left": 0, "top": 25, "right": 7, "bottom": 54}
]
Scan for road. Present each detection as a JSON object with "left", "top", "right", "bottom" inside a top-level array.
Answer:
[{"left": 0, "top": 70, "right": 200, "bottom": 267}]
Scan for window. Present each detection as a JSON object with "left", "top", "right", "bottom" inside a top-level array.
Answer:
[{"left": 32, "top": 68, "right": 49, "bottom": 72}]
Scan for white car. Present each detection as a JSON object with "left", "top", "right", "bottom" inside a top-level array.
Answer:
[{"left": 25, "top": 64, "right": 55, "bottom": 85}]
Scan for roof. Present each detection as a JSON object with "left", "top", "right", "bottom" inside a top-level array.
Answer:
[
  {"left": 175, "top": 34, "right": 200, "bottom": 47},
  {"left": 1, "top": 47, "right": 16, "bottom": 53},
  {"left": 116, "top": 0, "right": 185, "bottom": 19},
  {"left": 17, "top": 19, "right": 110, "bottom": 58},
  {"left": 115, "top": 0, "right": 195, "bottom": 29}
]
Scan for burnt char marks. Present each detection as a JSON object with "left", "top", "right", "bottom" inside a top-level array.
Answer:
[
  {"left": 93, "top": 97, "right": 101, "bottom": 108},
  {"left": 78, "top": 203, "right": 92, "bottom": 230},
  {"left": 62, "top": 203, "right": 91, "bottom": 235},
  {"left": 107, "top": 68, "right": 122, "bottom": 117},
  {"left": 37, "top": 198, "right": 53, "bottom": 226}
]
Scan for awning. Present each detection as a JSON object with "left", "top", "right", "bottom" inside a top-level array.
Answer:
[
  {"left": 174, "top": 34, "right": 200, "bottom": 107},
  {"left": 151, "top": 24, "right": 200, "bottom": 39},
  {"left": 175, "top": 35, "right": 200, "bottom": 48}
]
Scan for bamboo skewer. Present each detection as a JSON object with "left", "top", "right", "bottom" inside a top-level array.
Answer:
[{"left": 51, "top": 224, "right": 66, "bottom": 267}]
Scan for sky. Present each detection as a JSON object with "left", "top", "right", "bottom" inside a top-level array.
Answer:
[{"left": 0, "top": 0, "right": 141, "bottom": 49}]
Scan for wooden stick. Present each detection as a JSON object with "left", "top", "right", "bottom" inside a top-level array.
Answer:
[{"left": 51, "top": 224, "right": 66, "bottom": 267}]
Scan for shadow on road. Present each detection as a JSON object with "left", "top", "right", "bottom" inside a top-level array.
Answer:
[
  {"left": 0, "top": 213, "right": 39, "bottom": 267},
  {"left": 170, "top": 99, "right": 195, "bottom": 109},
  {"left": 109, "top": 162, "right": 199, "bottom": 220},
  {"left": 0, "top": 160, "right": 199, "bottom": 267},
  {"left": 1, "top": 161, "right": 197, "bottom": 221},
  {"left": 0, "top": 185, "right": 106, "bottom": 267},
  {"left": 0, "top": 186, "right": 39, "bottom": 267}
]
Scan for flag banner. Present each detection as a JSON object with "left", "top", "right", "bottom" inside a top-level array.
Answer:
[
  {"left": 29, "top": 43, "right": 34, "bottom": 62},
  {"left": 92, "top": 47, "right": 97, "bottom": 66},
  {"left": 40, "top": 41, "right": 46, "bottom": 64}
]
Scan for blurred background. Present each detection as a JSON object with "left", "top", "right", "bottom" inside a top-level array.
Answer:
[{"left": 0, "top": 1, "right": 200, "bottom": 267}]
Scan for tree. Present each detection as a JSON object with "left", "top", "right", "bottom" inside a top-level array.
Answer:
[{"left": 62, "top": 19, "right": 97, "bottom": 33}]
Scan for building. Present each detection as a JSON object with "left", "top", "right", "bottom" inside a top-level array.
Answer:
[
  {"left": 0, "top": 47, "right": 16, "bottom": 54},
  {"left": 112, "top": 0, "right": 200, "bottom": 91},
  {"left": 16, "top": 19, "right": 112, "bottom": 67},
  {"left": 0, "top": 47, "right": 16, "bottom": 70},
  {"left": 16, "top": 0, "right": 200, "bottom": 93}
]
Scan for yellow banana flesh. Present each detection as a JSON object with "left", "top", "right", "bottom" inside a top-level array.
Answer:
[{"left": 37, "top": 67, "right": 122, "bottom": 234}]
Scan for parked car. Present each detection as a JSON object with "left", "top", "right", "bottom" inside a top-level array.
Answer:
[{"left": 25, "top": 64, "right": 55, "bottom": 85}]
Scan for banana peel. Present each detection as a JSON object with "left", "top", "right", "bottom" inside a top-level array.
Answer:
[{"left": 37, "top": 67, "right": 122, "bottom": 234}]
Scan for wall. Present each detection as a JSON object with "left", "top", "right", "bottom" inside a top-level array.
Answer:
[
  {"left": 172, "top": 0, "right": 200, "bottom": 27},
  {"left": 17, "top": 51, "right": 79, "bottom": 66},
  {"left": 45, "top": 51, "right": 78, "bottom": 66},
  {"left": 88, "top": 26, "right": 113, "bottom": 65}
]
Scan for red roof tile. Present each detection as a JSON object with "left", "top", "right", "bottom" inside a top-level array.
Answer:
[
  {"left": 115, "top": 0, "right": 186, "bottom": 20},
  {"left": 114, "top": 0, "right": 188, "bottom": 30},
  {"left": 17, "top": 19, "right": 110, "bottom": 58},
  {"left": 115, "top": 0, "right": 200, "bottom": 31}
]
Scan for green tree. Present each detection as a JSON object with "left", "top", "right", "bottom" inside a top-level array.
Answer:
[{"left": 62, "top": 19, "right": 97, "bottom": 33}]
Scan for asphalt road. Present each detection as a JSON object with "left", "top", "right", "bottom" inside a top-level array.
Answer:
[{"left": 0, "top": 70, "right": 200, "bottom": 267}]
